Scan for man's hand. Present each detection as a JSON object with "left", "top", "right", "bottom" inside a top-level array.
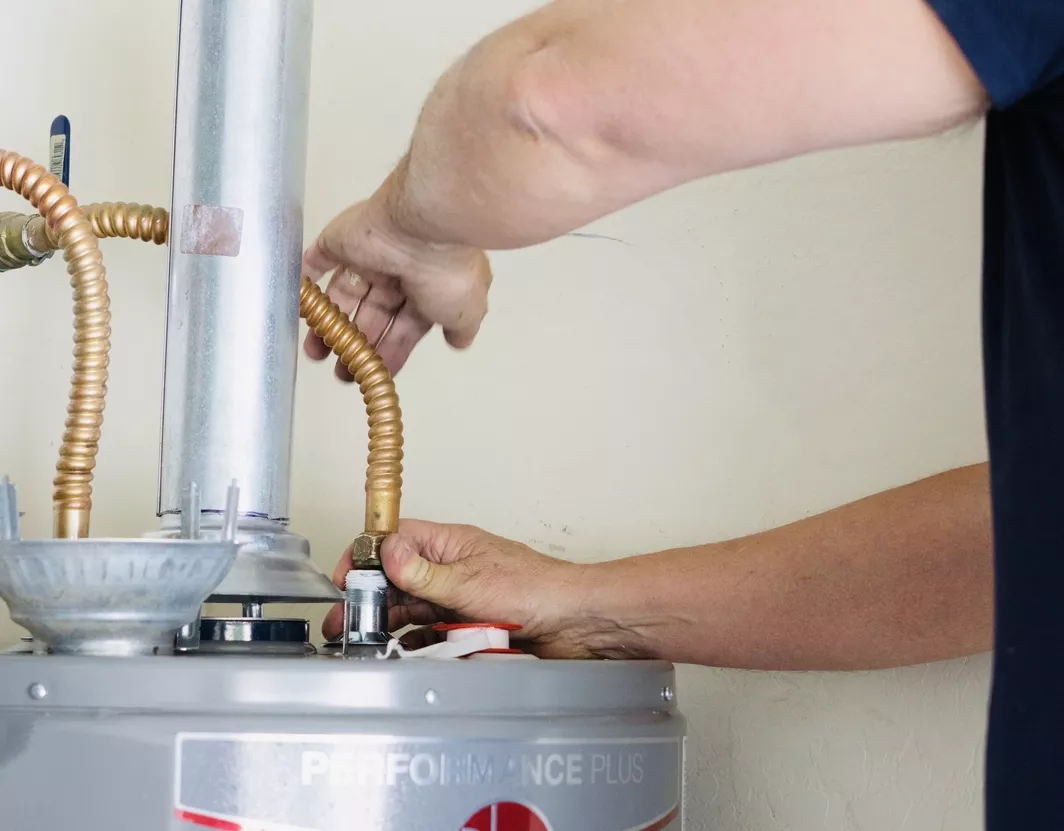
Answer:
[
  {"left": 302, "top": 184, "right": 492, "bottom": 377},
  {"left": 322, "top": 520, "right": 607, "bottom": 658}
]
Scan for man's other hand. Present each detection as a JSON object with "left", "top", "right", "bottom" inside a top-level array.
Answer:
[{"left": 302, "top": 188, "right": 492, "bottom": 378}]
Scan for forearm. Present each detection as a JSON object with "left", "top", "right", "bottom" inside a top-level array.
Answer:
[
  {"left": 580, "top": 463, "right": 993, "bottom": 669},
  {"left": 376, "top": 0, "right": 986, "bottom": 251}
]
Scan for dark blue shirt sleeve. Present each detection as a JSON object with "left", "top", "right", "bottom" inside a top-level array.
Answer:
[{"left": 924, "top": 0, "right": 1064, "bottom": 108}]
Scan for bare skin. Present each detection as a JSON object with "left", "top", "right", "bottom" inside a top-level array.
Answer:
[
  {"left": 303, "top": 0, "right": 986, "bottom": 375},
  {"left": 323, "top": 464, "right": 993, "bottom": 668},
  {"left": 307, "top": 0, "right": 994, "bottom": 668}
]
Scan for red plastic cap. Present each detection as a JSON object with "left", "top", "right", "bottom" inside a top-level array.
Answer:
[
  {"left": 469, "top": 648, "right": 524, "bottom": 655},
  {"left": 432, "top": 622, "right": 522, "bottom": 632}
]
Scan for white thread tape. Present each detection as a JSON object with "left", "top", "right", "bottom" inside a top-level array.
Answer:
[
  {"left": 378, "top": 630, "right": 494, "bottom": 661},
  {"left": 378, "top": 624, "right": 522, "bottom": 660}
]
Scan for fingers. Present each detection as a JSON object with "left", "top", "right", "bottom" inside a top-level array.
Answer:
[
  {"left": 398, "top": 625, "right": 442, "bottom": 651},
  {"left": 322, "top": 602, "right": 344, "bottom": 640},
  {"left": 438, "top": 250, "right": 492, "bottom": 351},
  {"left": 380, "top": 532, "right": 460, "bottom": 607},
  {"left": 375, "top": 305, "right": 433, "bottom": 376},
  {"left": 302, "top": 268, "right": 370, "bottom": 366},
  {"left": 331, "top": 280, "right": 397, "bottom": 383},
  {"left": 321, "top": 596, "right": 445, "bottom": 640},
  {"left": 346, "top": 279, "right": 403, "bottom": 345},
  {"left": 303, "top": 267, "right": 433, "bottom": 378},
  {"left": 328, "top": 284, "right": 431, "bottom": 379},
  {"left": 387, "top": 519, "right": 483, "bottom": 565},
  {"left": 321, "top": 589, "right": 455, "bottom": 640},
  {"left": 321, "top": 520, "right": 471, "bottom": 641},
  {"left": 302, "top": 199, "right": 493, "bottom": 374},
  {"left": 330, "top": 542, "right": 355, "bottom": 588},
  {"left": 321, "top": 556, "right": 446, "bottom": 640}
]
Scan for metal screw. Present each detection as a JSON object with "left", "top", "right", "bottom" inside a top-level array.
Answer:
[
  {"left": 27, "top": 682, "right": 47, "bottom": 701},
  {"left": 424, "top": 689, "right": 439, "bottom": 705},
  {"left": 661, "top": 685, "right": 675, "bottom": 703}
]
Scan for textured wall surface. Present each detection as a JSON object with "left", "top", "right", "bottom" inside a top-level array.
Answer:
[{"left": 0, "top": 2, "right": 991, "bottom": 828}]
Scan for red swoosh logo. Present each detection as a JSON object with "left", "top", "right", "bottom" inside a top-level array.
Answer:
[
  {"left": 175, "top": 809, "right": 242, "bottom": 831},
  {"left": 630, "top": 806, "right": 680, "bottom": 831}
]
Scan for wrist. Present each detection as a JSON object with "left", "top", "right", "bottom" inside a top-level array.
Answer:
[
  {"left": 367, "top": 166, "right": 482, "bottom": 268},
  {"left": 373, "top": 156, "right": 449, "bottom": 247},
  {"left": 560, "top": 559, "right": 666, "bottom": 661}
]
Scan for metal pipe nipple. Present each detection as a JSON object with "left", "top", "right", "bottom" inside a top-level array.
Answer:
[{"left": 341, "top": 569, "right": 389, "bottom": 656}]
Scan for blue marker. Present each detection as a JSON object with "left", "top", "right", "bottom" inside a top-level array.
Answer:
[{"left": 49, "top": 115, "right": 70, "bottom": 187}]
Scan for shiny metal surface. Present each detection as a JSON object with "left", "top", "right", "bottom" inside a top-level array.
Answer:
[
  {"left": 197, "top": 616, "right": 312, "bottom": 655},
  {"left": 0, "top": 538, "right": 239, "bottom": 656},
  {"left": 342, "top": 569, "right": 389, "bottom": 655},
  {"left": 0, "top": 653, "right": 681, "bottom": 714},
  {"left": 159, "top": 0, "right": 314, "bottom": 521},
  {"left": 0, "top": 654, "right": 685, "bottom": 830},
  {"left": 200, "top": 616, "right": 309, "bottom": 644},
  {"left": 148, "top": 515, "right": 341, "bottom": 602},
  {"left": 0, "top": 212, "right": 48, "bottom": 271}
]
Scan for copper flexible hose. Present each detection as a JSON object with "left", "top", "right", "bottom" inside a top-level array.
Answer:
[
  {"left": 84, "top": 202, "right": 170, "bottom": 246},
  {"left": 70, "top": 201, "right": 404, "bottom": 537},
  {"left": 297, "top": 276, "right": 404, "bottom": 535},
  {"left": 0, "top": 151, "right": 111, "bottom": 539}
]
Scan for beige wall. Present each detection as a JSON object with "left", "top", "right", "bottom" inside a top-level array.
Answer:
[{"left": 0, "top": 2, "right": 991, "bottom": 828}]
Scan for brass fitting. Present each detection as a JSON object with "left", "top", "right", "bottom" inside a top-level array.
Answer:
[
  {"left": 351, "top": 533, "right": 386, "bottom": 569},
  {"left": 0, "top": 212, "right": 52, "bottom": 271}
]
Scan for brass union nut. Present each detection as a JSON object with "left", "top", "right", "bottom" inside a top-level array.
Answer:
[{"left": 351, "top": 533, "right": 386, "bottom": 569}]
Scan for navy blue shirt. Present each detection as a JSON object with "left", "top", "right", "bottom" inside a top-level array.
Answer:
[{"left": 922, "top": 0, "right": 1064, "bottom": 826}]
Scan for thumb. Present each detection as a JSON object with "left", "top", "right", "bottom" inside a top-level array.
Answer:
[{"left": 382, "top": 533, "right": 459, "bottom": 606}]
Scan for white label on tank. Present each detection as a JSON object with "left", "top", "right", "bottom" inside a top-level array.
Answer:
[{"left": 173, "top": 733, "right": 682, "bottom": 831}]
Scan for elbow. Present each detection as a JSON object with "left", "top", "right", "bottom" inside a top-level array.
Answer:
[
  {"left": 413, "top": 31, "right": 636, "bottom": 248},
  {"left": 501, "top": 45, "right": 576, "bottom": 149},
  {"left": 500, "top": 43, "right": 617, "bottom": 173},
  {"left": 482, "top": 40, "right": 623, "bottom": 208},
  {"left": 496, "top": 42, "right": 674, "bottom": 225}
]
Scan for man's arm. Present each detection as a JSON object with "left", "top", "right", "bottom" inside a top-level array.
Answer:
[
  {"left": 302, "top": 0, "right": 988, "bottom": 373},
  {"left": 580, "top": 463, "right": 993, "bottom": 669},
  {"left": 385, "top": 0, "right": 989, "bottom": 250},
  {"left": 329, "top": 464, "right": 993, "bottom": 669}
]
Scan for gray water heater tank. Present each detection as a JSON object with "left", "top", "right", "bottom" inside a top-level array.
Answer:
[{"left": 0, "top": 652, "right": 686, "bottom": 830}]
